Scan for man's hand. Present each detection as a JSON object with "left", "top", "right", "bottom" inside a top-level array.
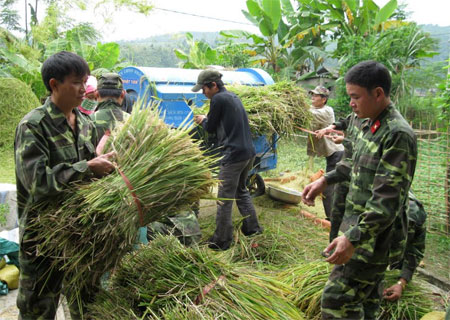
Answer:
[
  {"left": 301, "top": 176, "right": 327, "bottom": 206},
  {"left": 328, "top": 134, "right": 344, "bottom": 144},
  {"left": 383, "top": 283, "right": 404, "bottom": 301},
  {"left": 322, "top": 235, "right": 355, "bottom": 265},
  {"left": 315, "top": 125, "right": 335, "bottom": 139},
  {"left": 194, "top": 115, "right": 206, "bottom": 124},
  {"left": 87, "top": 151, "right": 116, "bottom": 177}
]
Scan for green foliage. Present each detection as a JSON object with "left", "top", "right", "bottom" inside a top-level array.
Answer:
[
  {"left": 215, "top": 32, "right": 251, "bottom": 68},
  {"left": 330, "top": 22, "right": 438, "bottom": 118},
  {"left": 433, "top": 58, "right": 450, "bottom": 125},
  {"left": 0, "top": 3, "right": 130, "bottom": 99},
  {"left": 238, "top": 0, "right": 292, "bottom": 76}
]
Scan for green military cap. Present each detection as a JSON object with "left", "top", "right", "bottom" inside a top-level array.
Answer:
[
  {"left": 309, "top": 85, "right": 330, "bottom": 97},
  {"left": 192, "top": 69, "right": 223, "bottom": 92},
  {"left": 97, "top": 73, "right": 123, "bottom": 90}
]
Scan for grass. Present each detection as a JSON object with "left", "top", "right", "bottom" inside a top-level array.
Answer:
[
  {"left": 422, "top": 232, "right": 450, "bottom": 281},
  {"left": 0, "top": 146, "right": 15, "bottom": 184}
]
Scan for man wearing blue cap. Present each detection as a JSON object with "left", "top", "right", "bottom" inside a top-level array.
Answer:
[{"left": 193, "top": 69, "right": 263, "bottom": 251}]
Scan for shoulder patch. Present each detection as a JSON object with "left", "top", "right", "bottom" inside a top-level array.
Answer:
[{"left": 371, "top": 119, "right": 381, "bottom": 134}]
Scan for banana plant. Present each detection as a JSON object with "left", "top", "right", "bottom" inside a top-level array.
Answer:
[
  {"left": 174, "top": 32, "right": 217, "bottom": 69},
  {"left": 240, "top": 0, "right": 288, "bottom": 74}
]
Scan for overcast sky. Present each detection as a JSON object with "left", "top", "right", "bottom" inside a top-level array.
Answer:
[{"left": 14, "top": 0, "right": 450, "bottom": 42}]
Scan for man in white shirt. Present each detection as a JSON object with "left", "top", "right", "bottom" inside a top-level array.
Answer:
[{"left": 307, "top": 86, "right": 344, "bottom": 219}]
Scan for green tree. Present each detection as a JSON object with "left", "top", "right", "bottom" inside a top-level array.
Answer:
[
  {"left": 215, "top": 32, "right": 251, "bottom": 69},
  {"left": 0, "top": 0, "right": 21, "bottom": 31}
]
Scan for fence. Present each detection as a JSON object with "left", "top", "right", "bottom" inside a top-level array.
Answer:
[{"left": 412, "top": 123, "right": 450, "bottom": 235}]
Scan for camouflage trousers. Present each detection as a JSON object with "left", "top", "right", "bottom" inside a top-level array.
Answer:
[
  {"left": 329, "top": 181, "right": 349, "bottom": 242},
  {"left": 17, "top": 246, "right": 98, "bottom": 320},
  {"left": 147, "top": 210, "right": 202, "bottom": 247},
  {"left": 321, "top": 263, "right": 386, "bottom": 320}
]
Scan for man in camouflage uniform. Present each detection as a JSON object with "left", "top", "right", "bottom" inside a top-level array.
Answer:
[
  {"left": 90, "top": 72, "right": 129, "bottom": 138},
  {"left": 383, "top": 192, "right": 427, "bottom": 301},
  {"left": 302, "top": 60, "right": 417, "bottom": 319},
  {"left": 15, "top": 51, "right": 115, "bottom": 319},
  {"left": 316, "top": 112, "right": 364, "bottom": 242}
]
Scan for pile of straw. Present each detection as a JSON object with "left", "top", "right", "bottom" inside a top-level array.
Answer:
[
  {"left": 0, "top": 77, "right": 40, "bottom": 148},
  {"left": 29, "top": 102, "right": 217, "bottom": 301},
  {"left": 88, "top": 235, "right": 305, "bottom": 320},
  {"left": 194, "top": 81, "right": 311, "bottom": 136}
]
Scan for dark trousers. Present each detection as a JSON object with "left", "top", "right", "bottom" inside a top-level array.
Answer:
[
  {"left": 323, "top": 151, "right": 344, "bottom": 219},
  {"left": 209, "top": 157, "right": 262, "bottom": 250}
]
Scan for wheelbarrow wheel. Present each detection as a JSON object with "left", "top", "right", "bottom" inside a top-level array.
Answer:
[{"left": 247, "top": 173, "right": 265, "bottom": 197}]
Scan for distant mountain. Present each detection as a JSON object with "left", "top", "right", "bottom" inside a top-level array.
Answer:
[{"left": 420, "top": 24, "right": 450, "bottom": 63}]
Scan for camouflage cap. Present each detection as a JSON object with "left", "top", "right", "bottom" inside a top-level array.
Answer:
[
  {"left": 309, "top": 85, "right": 330, "bottom": 97},
  {"left": 97, "top": 73, "right": 123, "bottom": 90},
  {"left": 192, "top": 69, "right": 223, "bottom": 92}
]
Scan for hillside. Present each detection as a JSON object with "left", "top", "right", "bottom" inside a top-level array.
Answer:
[{"left": 118, "top": 31, "right": 221, "bottom": 67}]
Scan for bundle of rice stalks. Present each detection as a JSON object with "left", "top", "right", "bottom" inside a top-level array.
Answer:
[
  {"left": 89, "top": 235, "right": 305, "bottom": 320},
  {"left": 278, "top": 261, "right": 331, "bottom": 319},
  {"left": 29, "top": 101, "right": 217, "bottom": 301},
  {"left": 0, "top": 78, "right": 40, "bottom": 148},
  {"left": 278, "top": 261, "right": 435, "bottom": 320},
  {"left": 379, "top": 271, "right": 435, "bottom": 320},
  {"left": 194, "top": 81, "right": 311, "bottom": 136}
]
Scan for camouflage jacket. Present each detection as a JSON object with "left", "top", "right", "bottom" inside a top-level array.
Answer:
[
  {"left": 325, "top": 104, "right": 417, "bottom": 267},
  {"left": 329, "top": 113, "right": 364, "bottom": 241},
  {"left": 15, "top": 98, "right": 98, "bottom": 243},
  {"left": 390, "top": 192, "right": 427, "bottom": 282},
  {"left": 90, "top": 99, "right": 129, "bottom": 139}
]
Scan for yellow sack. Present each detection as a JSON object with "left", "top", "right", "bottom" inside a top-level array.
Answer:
[
  {"left": 0, "top": 264, "right": 19, "bottom": 289},
  {"left": 420, "top": 311, "right": 446, "bottom": 320},
  {"left": 0, "top": 257, "right": 6, "bottom": 269}
]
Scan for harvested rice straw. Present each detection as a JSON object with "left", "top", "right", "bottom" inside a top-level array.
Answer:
[
  {"left": 193, "top": 81, "right": 311, "bottom": 136},
  {"left": 278, "top": 260, "right": 330, "bottom": 319},
  {"left": 28, "top": 99, "right": 218, "bottom": 303},
  {"left": 89, "top": 236, "right": 305, "bottom": 320}
]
